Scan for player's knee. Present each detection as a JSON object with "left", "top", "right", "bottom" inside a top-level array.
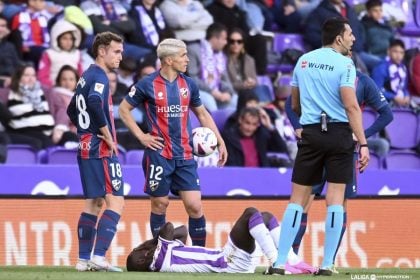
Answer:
[
  {"left": 185, "top": 201, "right": 203, "bottom": 217},
  {"left": 151, "top": 198, "right": 170, "bottom": 213}
]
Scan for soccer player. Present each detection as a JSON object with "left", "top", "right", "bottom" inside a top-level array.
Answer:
[
  {"left": 285, "top": 64, "right": 393, "bottom": 273},
  {"left": 67, "top": 32, "right": 125, "bottom": 272},
  {"left": 265, "top": 17, "right": 370, "bottom": 276},
  {"left": 118, "top": 38, "right": 227, "bottom": 246},
  {"left": 126, "top": 207, "right": 316, "bottom": 274}
]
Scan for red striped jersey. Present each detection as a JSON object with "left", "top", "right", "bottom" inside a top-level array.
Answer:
[{"left": 125, "top": 71, "right": 202, "bottom": 160}]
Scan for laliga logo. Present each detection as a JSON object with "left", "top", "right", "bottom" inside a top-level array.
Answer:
[
  {"left": 31, "top": 180, "right": 70, "bottom": 195},
  {"left": 157, "top": 92, "right": 164, "bottom": 100}
]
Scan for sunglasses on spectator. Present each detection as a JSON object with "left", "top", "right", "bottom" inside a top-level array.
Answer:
[{"left": 229, "top": 39, "right": 243, "bottom": 45}]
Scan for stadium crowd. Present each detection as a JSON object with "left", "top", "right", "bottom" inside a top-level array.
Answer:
[{"left": 0, "top": 0, "right": 419, "bottom": 167}]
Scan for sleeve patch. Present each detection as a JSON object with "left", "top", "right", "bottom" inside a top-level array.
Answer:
[{"left": 94, "top": 83, "right": 105, "bottom": 94}]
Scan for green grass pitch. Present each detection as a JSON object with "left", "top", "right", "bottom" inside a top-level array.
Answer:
[{"left": 0, "top": 266, "right": 419, "bottom": 280}]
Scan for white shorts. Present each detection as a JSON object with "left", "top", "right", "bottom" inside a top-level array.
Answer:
[{"left": 223, "top": 237, "right": 259, "bottom": 273}]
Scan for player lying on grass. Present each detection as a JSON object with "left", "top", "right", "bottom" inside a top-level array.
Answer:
[{"left": 126, "top": 207, "right": 316, "bottom": 274}]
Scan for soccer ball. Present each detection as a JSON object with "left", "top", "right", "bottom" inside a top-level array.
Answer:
[{"left": 192, "top": 127, "right": 218, "bottom": 157}]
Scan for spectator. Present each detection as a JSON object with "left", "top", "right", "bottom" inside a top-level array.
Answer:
[
  {"left": 11, "top": 0, "right": 55, "bottom": 69},
  {"left": 117, "top": 57, "right": 137, "bottom": 88},
  {"left": 207, "top": 0, "right": 268, "bottom": 75},
  {"left": 80, "top": 0, "right": 152, "bottom": 61},
  {"left": 361, "top": 0, "right": 395, "bottom": 59},
  {"left": 159, "top": 0, "right": 213, "bottom": 43},
  {"left": 37, "top": 20, "right": 83, "bottom": 88},
  {"left": 372, "top": 39, "right": 411, "bottom": 107},
  {"left": 304, "top": 0, "right": 381, "bottom": 71},
  {"left": 264, "top": 80, "right": 298, "bottom": 160},
  {"left": 0, "top": 14, "right": 22, "bottom": 88},
  {"left": 4, "top": 63, "right": 55, "bottom": 150},
  {"left": 128, "top": 0, "right": 173, "bottom": 51},
  {"left": 226, "top": 28, "right": 272, "bottom": 103},
  {"left": 187, "top": 22, "right": 237, "bottom": 112},
  {"left": 408, "top": 51, "right": 420, "bottom": 105},
  {"left": 270, "top": 0, "right": 302, "bottom": 33},
  {"left": 222, "top": 106, "right": 288, "bottom": 167},
  {"left": 0, "top": 102, "right": 11, "bottom": 163},
  {"left": 49, "top": 65, "right": 80, "bottom": 145},
  {"left": 108, "top": 70, "right": 145, "bottom": 151}
]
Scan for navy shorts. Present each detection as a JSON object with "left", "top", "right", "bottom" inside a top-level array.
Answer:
[
  {"left": 142, "top": 150, "right": 200, "bottom": 197},
  {"left": 292, "top": 123, "right": 354, "bottom": 186},
  {"left": 312, "top": 152, "right": 359, "bottom": 198},
  {"left": 77, "top": 156, "right": 124, "bottom": 199}
]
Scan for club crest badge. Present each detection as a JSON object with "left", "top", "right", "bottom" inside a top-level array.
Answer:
[
  {"left": 180, "top": 88, "right": 189, "bottom": 98},
  {"left": 112, "top": 179, "right": 122, "bottom": 191},
  {"left": 149, "top": 180, "right": 159, "bottom": 192}
]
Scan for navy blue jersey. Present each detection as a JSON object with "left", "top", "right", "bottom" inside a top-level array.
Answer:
[
  {"left": 356, "top": 72, "right": 388, "bottom": 111},
  {"left": 125, "top": 71, "right": 202, "bottom": 160},
  {"left": 68, "top": 64, "right": 116, "bottom": 159}
]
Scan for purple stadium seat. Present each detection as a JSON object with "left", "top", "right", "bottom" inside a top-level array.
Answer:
[
  {"left": 386, "top": 150, "right": 420, "bottom": 169},
  {"left": 6, "top": 144, "right": 38, "bottom": 164},
  {"left": 386, "top": 108, "right": 418, "bottom": 149},
  {"left": 272, "top": 33, "right": 305, "bottom": 53},
  {"left": 267, "top": 33, "right": 305, "bottom": 74},
  {"left": 189, "top": 110, "right": 200, "bottom": 129},
  {"left": 257, "top": 75, "right": 275, "bottom": 101},
  {"left": 211, "top": 108, "right": 235, "bottom": 131},
  {"left": 125, "top": 149, "right": 144, "bottom": 165},
  {"left": 46, "top": 147, "right": 78, "bottom": 164}
]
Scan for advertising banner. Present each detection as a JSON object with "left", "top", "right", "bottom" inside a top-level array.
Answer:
[
  {"left": 0, "top": 165, "right": 419, "bottom": 196},
  {"left": 0, "top": 199, "right": 418, "bottom": 268}
]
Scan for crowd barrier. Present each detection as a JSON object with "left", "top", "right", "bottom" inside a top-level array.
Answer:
[
  {"left": 0, "top": 165, "right": 419, "bottom": 196},
  {"left": 0, "top": 199, "right": 419, "bottom": 268}
]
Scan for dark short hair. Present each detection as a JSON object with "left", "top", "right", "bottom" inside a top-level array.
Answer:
[
  {"left": 322, "top": 17, "right": 349, "bottom": 46},
  {"left": 365, "top": 0, "right": 382, "bottom": 10},
  {"left": 205, "top": 22, "right": 227, "bottom": 40},
  {"left": 239, "top": 106, "right": 260, "bottom": 120},
  {"left": 55, "top": 65, "right": 80, "bottom": 86},
  {"left": 91, "top": 32, "right": 123, "bottom": 58},
  {"left": 389, "top": 38, "right": 405, "bottom": 50}
]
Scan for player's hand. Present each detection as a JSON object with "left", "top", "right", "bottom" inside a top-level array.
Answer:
[
  {"left": 97, "top": 134, "right": 119, "bottom": 156},
  {"left": 295, "top": 128, "right": 303, "bottom": 139},
  {"left": 141, "top": 134, "right": 164, "bottom": 151},
  {"left": 217, "top": 142, "right": 228, "bottom": 167},
  {"left": 358, "top": 145, "right": 370, "bottom": 173},
  {"left": 259, "top": 108, "right": 273, "bottom": 130}
]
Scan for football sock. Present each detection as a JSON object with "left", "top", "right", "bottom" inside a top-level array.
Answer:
[
  {"left": 150, "top": 212, "right": 166, "bottom": 238},
  {"left": 268, "top": 216, "right": 280, "bottom": 248},
  {"left": 275, "top": 203, "right": 303, "bottom": 267},
  {"left": 322, "top": 205, "right": 344, "bottom": 268},
  {"left": 292, "top": 212, "right": 308, "bottom": 254},
  {"left": 189, "top": 215, "right": 206, "bottom": 246},
  {"left": 333, "top": 212, "right": 347, "bottom": 263},
  {"left": 93, "top": 210, "right": 120, "bottom": 257},
  {"left": 249, "top": 212, "right": 277, "bottom": 263},
  {"left": 77, "top": 212, "right": 97, "bottom": 260}
]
